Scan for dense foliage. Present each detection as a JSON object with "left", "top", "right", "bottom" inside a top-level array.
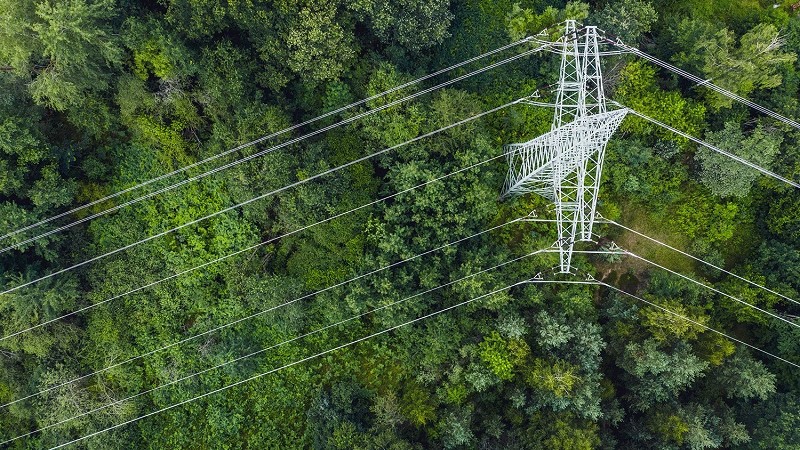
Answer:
[{"left": 1, "top": 0, "right": 800, "bottom": 448}]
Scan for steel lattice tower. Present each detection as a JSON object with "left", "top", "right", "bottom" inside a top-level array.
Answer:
[{"left": 502, "top": 21, "right": 627, "bottom": 273}]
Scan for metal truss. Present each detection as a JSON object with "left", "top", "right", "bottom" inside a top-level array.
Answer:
[{"left": 502, "top": 21, "right": 626, "bottom": 273}]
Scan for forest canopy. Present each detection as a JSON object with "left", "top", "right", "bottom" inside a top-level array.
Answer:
[{"left": 1, "top": 0, "right": 800, "bottom": 448}]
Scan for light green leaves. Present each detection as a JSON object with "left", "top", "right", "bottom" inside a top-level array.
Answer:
[
  {"left": 285, "top": 2, "right": 356, "bottom": 83},
  {"left": 696, "top": 121, "right": 783, "bottom": 198},
  {"left": 506, "top": 1, "right": 589, "bottom": 42},
  {"left": 593, "top": 0, "right": 657, "bottom": 43},
  {"left": 27, "top": 0, "right": 121, "bottom": 110},
  {"left": 672, "top": 19, "right": 797, "bottom": 109}
]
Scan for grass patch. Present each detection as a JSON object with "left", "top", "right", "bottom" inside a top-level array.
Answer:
[{"left": 603, "top": 202, "right": 697, "bottom": 277}]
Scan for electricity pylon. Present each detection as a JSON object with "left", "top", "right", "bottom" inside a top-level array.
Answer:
[{"left": 502, "top": 21, "right": 627, "bottom": 273}]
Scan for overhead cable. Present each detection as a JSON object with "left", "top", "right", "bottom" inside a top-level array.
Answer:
[
  {"left": 614, "top": 102, "right": 800, "bottom": 189},
  {"left": 625, "top": 250, "right": 800, "bottom": 329},
  {"left": 0, "top": 36, "right": 539, "bottom": 244},
  {"left": 600, "top": 281, "right": 800, "bottom": 368},
  {"left": 0, "top": 98, "right": 524, "bottom": 296},
  {"left": 1, "top": 193, "right": 518, "bottom": 407},
  {"left": 602, "top": 216, "right": 800, "bottom": 306},
  {"left": 47, "top": 277, "right": 536, "bottom": 449},
  {"left": 0, "top": 150, "right": 509, "bottom": 341},
  {"left": 0, "top": 43, "right": 552, "bottom": 254},
  {"left": 525, "top": 278, "right": 799, "bottom": 368},
  {"left": 608, "top": 42, "right": 800, "bottom": 131},
  {"left": 5, "top": 247, "right": 545, "bottom": 446}
]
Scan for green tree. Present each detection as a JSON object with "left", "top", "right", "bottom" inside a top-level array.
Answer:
[
  {"left": 478, "top": 331, "right": 529, "bottom": 380},
  {"left": 620, "top": 339, "right": 708, "bottom": 410},
  {"left": 0, "top": 119, "right": 71, "bottom": 207},
  {"left": 525, "top": 357, "right": 581, "bottom": 398},
  {"left": 669, "top": 193, "right": 738, "bottom": 256},
  {"left": 2, "top": 1, "right": 798, "bottom": 448},
  {"left": 354, "top": 0, "right": 453, "bottom": 51},
  {"left": 714, "top": 350, "right": 776, "bottom": 401},
  {"left": 506, "top": 1, "right": 590, "bottom": 41},
  {"left": 696, "top": 121, "right": 783, "bottom": 198},
  {"left": 745, "top": 394, "right": 800, "bottom": 450},
  {"left": 765, "top": 194, "right": 800, "bottom": 246},
  {"left": 672, "top": 19, "right": 797, "bottom": 109},
  {"left": 283, "top": 1, "right": 357, "bottom": 84},
  {"left": 0, "top": 114, "right": 76, "bottom": 259},
  {"left": 593, "top": 0, "right": 658, "bottom": 43},
  {"left": 614, "top": 60, "right": 707, "bottom": 141},
  {"left": 525, "top": 413, "right": 600, "bottom": 450},
  {"left": 0, "top": 0, "right": 122, "bottom": 111},
  {"left": 639, "top": 297, "right": 709, "bottom": 343},
  {"left": 0, "top": 271, "right": 79, "bottom": 357},
  {"left": 679, "top": 404, "right": 750, "bottom": 449}
]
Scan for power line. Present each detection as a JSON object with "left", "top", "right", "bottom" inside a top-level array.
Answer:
[
  {"left": 601, "top": 216, "right": 800, "bottom": 306},
  {"left": 47, "top": 278, "right": 536, "bottom": 449},
  {"left": 0, "top": 43, "right": 553, "bottom": 255},
  {"left": 608, "top": 42, "right": 800, "bottom": 131},
  {"left": 0, "top": 36, "right": 539, "bottom": 244},
  {"left": 503, "top": 214, "right": 799, "bottom": 310},
  {"left": 599, "top": 281, "right": 800, "bottom": 368},
  {"left": 613, "top": 102, "right": 800, "bottom": 189},
  {"left": 525, "top": 278, "right": 800, "bottom": 368},
  {"left": 514, "top": 214, "right": 800, "bottom": 321},
  {"left": 624, "top": 249, "right": 800, "bottom": 329},
  {"left": 0, "top": 98, "right": 523, "bottom": 297},
  {"left": 4, "top": 247, "right": 546, "bottom": 446},
  {"left": 1, "top": 204, "right": 519, "bottom": 409},
  {"left": 505, "top": 22, "right": 797, "bottom": 275},
  {"left": 0, "top": 151, "right": 509, "bottom": 341}
]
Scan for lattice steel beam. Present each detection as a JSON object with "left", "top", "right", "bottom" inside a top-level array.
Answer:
[{"left": 502, "top": 21, "right": 626, "bottom": 273}]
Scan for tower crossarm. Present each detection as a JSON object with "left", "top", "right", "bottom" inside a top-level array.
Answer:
[{"left": 502, "top": 109, "right": 627, "bottom": 198}]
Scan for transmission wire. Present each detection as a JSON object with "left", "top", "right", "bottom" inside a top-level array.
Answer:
[
  {"left": 0, "top": 151, "right": 510, "bottom": 341},
  {"left": 624, "top": 250, "right": 800, "bottom": 329},
  {"left": 607, "top": 41, "right": 800, "bottom": 131},
  {"left": 47, "top": 277, "right": 537, "bottom": 449},
  {"left": 515, "top": 211, "right": 799, "bottom": 326},
  {"left": 0, "top": 43, "right": 552, "bottom": 255},
  {"left": 525, "top": 278, "right": 800, "bottom": 368},
  {"left": 0, "top": 98, "right": 523, "bottom": 297},
  {"left": 0, "top": 35, "right": 540, "bottom": 243},
  {"left": 601, "top": 216, "right": 800, "bottom": 306},
  {"left": 0, "top": 177, "right": 517, "bottom": 407},
  {"left": 612, "top": 103, "right": 800, "bottom": 189},
  {"left": 4, "top": 247, "right": 544, "bottom": 446},
  {"left": 525, "top": 215, "right": 800, "bottom": 306}
]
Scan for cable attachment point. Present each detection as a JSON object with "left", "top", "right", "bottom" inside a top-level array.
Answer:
[
  {"left": 518, "top": 90, "right": 544, "bottom": 106},
  {"left": 533, "top": 272, "right": 544, "bottom": 280}
]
